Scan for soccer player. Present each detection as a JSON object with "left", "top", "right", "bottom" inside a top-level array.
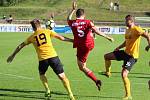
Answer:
[
  {"left": 104, "top": 15, "right": 150, "bottom": 99},
  {"left": 67, "top": 1, "right": 114, "bottom": 91},
  {"left": 7, "top": 19, "right": 75, "bottom": 100}
]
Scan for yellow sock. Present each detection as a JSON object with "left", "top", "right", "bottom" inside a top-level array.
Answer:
[
  {"left": 123, "top": 77, "right": 131, "bottom": 97},
  {"left": 62, "top": 78, "right": 74, "bottom": 99},
  {"left": 40, "top": 75, "right": 50, "bottom": 93},
  {"left": 105, "top": 60, "right": 111, "bottom": 73}
]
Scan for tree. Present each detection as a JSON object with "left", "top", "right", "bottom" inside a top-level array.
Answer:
[{"left": 0, "top": 0, "right": 24, "bottom": 6}]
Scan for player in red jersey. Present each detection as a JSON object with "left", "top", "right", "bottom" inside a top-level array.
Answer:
[{"left": 67, "top": 1, "right": 114, "bottom": 91}]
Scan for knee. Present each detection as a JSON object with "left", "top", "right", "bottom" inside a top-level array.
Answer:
[
  {"left": 58, "top": 73, "right": 66, "bottom": 80},
  {"left": 79, "top": 66, "right": 84, "bottom": 71},
  {"left": 40, "top": 74, "right": 45, "bottom": 77},
  {"left": 104, "top": 54, "right": 109, "bottom": 60},
  {"left": 60, "top": 76, "right": 66, "bottom": 81},
  {"left": 78, "top": 64, "right": 85, "bottom": 71},
  {"left": 121, "top": 69, "right": 128, "bottom": 78},
  {"left": 39, "top": 74, "right": 46, "bottom": 81}
]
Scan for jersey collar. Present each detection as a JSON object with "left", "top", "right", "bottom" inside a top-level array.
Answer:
[{"left": 76, "top": 18, "right": 84, "bottom": 20}]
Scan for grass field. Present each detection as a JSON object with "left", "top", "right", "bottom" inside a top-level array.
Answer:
[{"left": 0, "top": 32, "right": 150, "bottom": 100}]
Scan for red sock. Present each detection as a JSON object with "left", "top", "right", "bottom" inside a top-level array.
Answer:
[{"left": 86, "top": 71, "right": 97, "bottom": 83}]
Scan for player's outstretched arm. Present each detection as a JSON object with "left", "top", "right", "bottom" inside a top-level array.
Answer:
[
  {"left": 7, "top": 42, "right": 27, "bottom": 63},
  {"left": 67, "top": 1, "right": 77, "bottom": 21},
  {"left": 54, "top": 34, "right": 74, "bottom": 43},
  {"left": 141, "top": 32, "right": 150, "bottom": 51},
  {"left": 91, "top": 25, "right": 114, "bottom": 42}
]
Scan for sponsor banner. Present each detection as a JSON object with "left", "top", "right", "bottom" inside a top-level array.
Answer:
[
  {"left": 97, "top": 26, "right": 126, "bottom": 34},
  {"left": 98, "top": 26, "right": 150, "bottom": 34},
  {"left": 0, "top": 24, "right": 33, "bottom": 32},
  {"left": 0, "top": 24, "right": 71, "bottom": 33},
  {"left": 0, "top": 24, "right": 149, "bottom": 34}
]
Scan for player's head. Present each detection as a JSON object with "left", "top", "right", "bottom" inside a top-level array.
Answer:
[
  {"left": 125, "top": 15, "right": 135, "bottom": 27},
  {"left": 76, "top": 9, "right": 85, "bottom": 18},
  {"left": 30, "top": 19, "right": 41, "bottom": 31}
]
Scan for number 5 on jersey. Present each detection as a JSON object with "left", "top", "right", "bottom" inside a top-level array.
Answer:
[
  {"left": 35, "top": 33, "right": 47, "bottom": 46},
  {"left": 77, "top": 28, "right": 85, "bottom": 37}
]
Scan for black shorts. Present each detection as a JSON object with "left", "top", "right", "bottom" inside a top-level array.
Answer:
[
  {"left": 38, "top": 56, "right": 64, "bottom": 75},
  {"left": 113, "top": 50, "right": 137, "bottom": 71}
]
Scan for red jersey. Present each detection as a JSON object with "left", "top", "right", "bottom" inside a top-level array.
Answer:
[{"left": 68, "top": 18, "right": 94, "bottom": 49}]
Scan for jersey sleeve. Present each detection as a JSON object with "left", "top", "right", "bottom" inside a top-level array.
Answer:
[
  {"left": 135, "top": 26, "right": 144, "bottom": 36},
  {"left": 88, "top": 20, "right": 95, "bottom": 29},
  {"left": 49, "top": 30, "right": 57, "bottom": 37},
  {"left": 24, "top": 35, "right": 33, "bottom": 45}
]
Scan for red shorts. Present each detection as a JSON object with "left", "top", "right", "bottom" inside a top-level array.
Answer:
[{"left": 77, "top": 46, "right": 94, "bottom": 63}]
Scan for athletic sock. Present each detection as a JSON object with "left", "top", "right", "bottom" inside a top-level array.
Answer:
[
  {"left": 123, "top": 77, "right": 131, "bottom": 97},
  {"left": 62, "top": 78, "right": 74, "bottom": 98},
  {"left": 87, "top": 71, "right": 97, "bottom": 83},
  {"left": 46, "top": 88, "right": 50, "bottom": 93},
  {"left": 105, "top": 60, "right": 111, "bottom": 73}
]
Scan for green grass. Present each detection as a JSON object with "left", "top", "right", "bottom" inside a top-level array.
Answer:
[
  {"left": 0, "top": 32, "right": 150, "bottom": 100},
  {"left": 0, "top": 0, "right": 150, "bottom": 21}
]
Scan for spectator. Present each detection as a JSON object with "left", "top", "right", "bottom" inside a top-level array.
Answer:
[
  {"left": 110, "top": 0, "right": 119, "bottom": 11},
  {"left": 6, "top": 15, "right": 13, "bottom": 24},
  {"left": 113, "top": 1, "right": 119, "bottom": 11}
]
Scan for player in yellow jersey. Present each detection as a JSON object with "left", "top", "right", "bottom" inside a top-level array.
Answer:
[
  {"left": 103, "top": 15, "right": 150, "bottom": 99},
  {"left": 7, "top": 19, "right": 75, "bottom": 100}
]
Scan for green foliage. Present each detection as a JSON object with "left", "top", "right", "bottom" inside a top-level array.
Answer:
[
  {"left": 0, "top": 0, "right": 23, "bottom": 6},
  {"left": 0, "top": 0, "right": 149, "bottom": 21}
]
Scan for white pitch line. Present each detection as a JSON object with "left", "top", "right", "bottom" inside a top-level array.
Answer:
[{"left": 0, "top": 72, "right": 34, "bottom": 80}]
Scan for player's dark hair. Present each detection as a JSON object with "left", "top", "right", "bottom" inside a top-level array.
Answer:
[
  {"left": 30, "top": 19, "right": 40, "bottom": 31},
  {"left": 76, "top": 9, "right": 84, "bottom": 18},
  {"left": 125, "top": 15, "right": 134, "bottom": 21}
]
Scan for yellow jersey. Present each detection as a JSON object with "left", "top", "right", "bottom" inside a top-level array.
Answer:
[
  {"left": 125, "top": 26, "right": 144, "bottom": 58},
  {"left": 24, "top": 29, "right": 57, "bottom": 61}
]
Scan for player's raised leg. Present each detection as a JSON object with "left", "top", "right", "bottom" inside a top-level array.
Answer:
[
  {"left": 77, "top": 59, "right": 102, "bottom": 91},
  {"left": 104, "top": 52, "right": 116, "bottom": 77},
  {"left": 122, "top": 68, "right": 132, "bottom": 100},
  {"left": 58, "top": 73, "right": 75, "bottom": 100}
]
